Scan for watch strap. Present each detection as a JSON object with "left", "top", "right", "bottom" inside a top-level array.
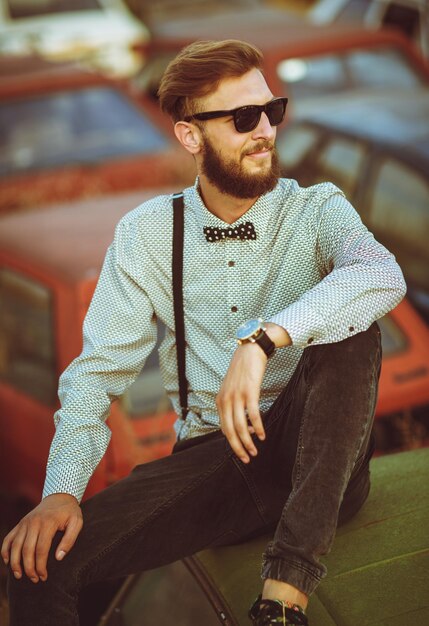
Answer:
[{"left": 254, "top": 329, "right": 276, "bottom": 358}]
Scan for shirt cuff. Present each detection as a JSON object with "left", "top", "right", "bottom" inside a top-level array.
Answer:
[
  {"left": 268, "top": 300, "right": 329, "bottom": 349},
  {"left": 42, "top": 463, "right": 89, "bottom": 503}
]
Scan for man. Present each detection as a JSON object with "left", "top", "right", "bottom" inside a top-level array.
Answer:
[{"left": 2, "top": 40, "right": 405, "bottom": 625}]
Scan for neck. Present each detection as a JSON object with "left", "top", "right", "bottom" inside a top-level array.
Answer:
[{"left": 198, "top": 175, "right": 258, "bottom": 224}]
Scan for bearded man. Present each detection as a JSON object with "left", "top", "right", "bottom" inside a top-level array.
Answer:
[{"left": 3, "top": 40, "right": 406, "bottom": 626}]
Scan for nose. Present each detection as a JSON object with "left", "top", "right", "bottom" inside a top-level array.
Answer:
[{"left": 251, "top": 111, "right": 276, "bottom": 142}]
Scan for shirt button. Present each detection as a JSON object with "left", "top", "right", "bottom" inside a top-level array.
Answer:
[
  {"left": 307, "top": 337, "right": 314, "bottom": 344},
  {"left": 228, "top": 260, "right": 235, "bottom": 267},
  {"left": 231, "top": 306, "right": 238, "bottom": 313},
  {"left": 349, "top": 326, "right": 355, "bottom": 332}
]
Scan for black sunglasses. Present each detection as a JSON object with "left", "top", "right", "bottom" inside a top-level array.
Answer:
[{"left": 184, "top": 97, "right": 288, "bottom": 133}]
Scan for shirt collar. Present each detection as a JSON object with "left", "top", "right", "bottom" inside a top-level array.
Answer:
[{"left": 187, "top": 176, "right": 285, "bottom": 243}]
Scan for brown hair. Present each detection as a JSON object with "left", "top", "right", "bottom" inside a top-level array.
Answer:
[{"left": 158, "top": 39, "right": 264, "bottom": 122}]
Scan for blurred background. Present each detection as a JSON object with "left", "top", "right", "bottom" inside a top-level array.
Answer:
[{"left": 0, "top": 1, "right": 429, "bottom": 623}]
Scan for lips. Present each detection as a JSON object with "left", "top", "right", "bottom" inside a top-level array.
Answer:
[
  {"left": 244, "top": 142, "right": 274, "bottom": 158},
  {"left": 247, "top": 149, "right": 271, "bottom": 157}
]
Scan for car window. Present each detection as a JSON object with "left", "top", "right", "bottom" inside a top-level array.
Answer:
[
  {"left": 278, "top": 55, "right": 346, "bottom": 99},
  {"left": 0, "top": 268, "right": 57, "bottom": 405},
  {"left": 103, "top": 561, "right": 223, "bottom": 626},
  {"left": 337, "top": 0, "right": 372, "bottom": 21},
  {"left": 382, "top": 3, "right": 421, "bottom": 41},
  {"left": 277, "top": 46, "right": 424, "bottom": 101},
  {"left": 0, "top": 87, "right": 168, "bottom": 176},
  {"left": 369, "top": 159, "right": 429, "bottom": 278},
  {"left": 6, "top": 0, "right": 101, "bottom": 19},
  {"left": 120, "top": 321, "right": 172, "bottom": 418},
  {"left": 377, "top": 313, "right": 408, "bottom": 356},
  {"left": 313, "top": 136, "right": 366, "bottom": 198},
  {"left": 346, "top": 47, "right": 423, "bottom": 88},
  {"left": 277, "top": 125, "right": 321, "bottom": 170}
]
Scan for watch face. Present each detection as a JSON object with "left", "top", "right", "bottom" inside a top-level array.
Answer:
[{"left": 236, "top": 318, "right": 262, "bottom": 341}]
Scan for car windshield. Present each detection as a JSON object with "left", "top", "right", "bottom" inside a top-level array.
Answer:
[
  {"left": 277, "top": 46, "right": 425, "bottom": 101},
  {"left": 0, "top": 86, "right": 168, "bottom": 176},
  {"left": 6, "top": 0, "right": 101, "bottom": 19}
]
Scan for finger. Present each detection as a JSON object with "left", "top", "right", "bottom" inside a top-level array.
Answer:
[
  {"left": 9, "top": 524, "right": 28, "bottom": 580},
  {"left": 234, "top": 401, "right": 257, "bottom": 457},
  {"left": 227, "top": 428, "right": 250, "bottom": 463},
  {"left": 35, "top": 521, "right": 59, "bottom": 581},
  {"left": 219, "top": 396, "right": 250, "bottom": 463},
  {"left": 1, "top": 526, "right": 19, "bottom": 565},
  {"left": 247, "top": 400, "right": 265, "bottom": 441},
  {"left": 55, "top": 515, "right": 83, "bottom": 562},
  {"left": 22, "top": 525, "right": 41, "bottom": 583}
]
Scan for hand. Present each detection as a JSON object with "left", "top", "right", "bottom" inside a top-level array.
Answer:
[
  {"left": 1, "top": 493, "right": 83, "bottom": 584},
  {"left": 216, "top": 323, "right": 291, "bottom": 463},
  {"left": 216, "top": 340, "right": 268, "bottom": 463}
]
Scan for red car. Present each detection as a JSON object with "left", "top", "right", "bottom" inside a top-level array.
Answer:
[
  {"left": 0, "top": 189, "right": 428, "bottom": 510},
  {"left": 0, "top": 189, "right": 177, "bottom": 507},
  {"left": 0, "top": 56, "right": 195, "bottom": 213}
]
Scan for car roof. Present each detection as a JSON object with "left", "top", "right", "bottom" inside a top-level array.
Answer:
[
  {"left": 289, "top": 89, "right": 429, "bottom": 163},
  {"left": 0, "top": 54, "right": 111, "bottom": 99},
  {"left": 148, "top": 6, "right": 426, "bottom": 61},
  {"left": 0, "top": 189, "right": 173, "bottom": 285},
  {"left": 193, "top": 447, "right": 429, "bottom": 625}
]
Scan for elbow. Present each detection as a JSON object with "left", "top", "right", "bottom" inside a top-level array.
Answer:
[{"left": 390, "top": 264, "right": 407, "bottom": 308}]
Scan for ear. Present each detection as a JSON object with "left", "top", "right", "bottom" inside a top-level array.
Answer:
[{"left": 174, "top": 121, "right": 203, "bottom": 155}]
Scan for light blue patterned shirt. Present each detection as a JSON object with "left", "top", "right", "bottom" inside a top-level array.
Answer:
[{"left": 43, "top": 178, "right": 406, "bottom": 501}]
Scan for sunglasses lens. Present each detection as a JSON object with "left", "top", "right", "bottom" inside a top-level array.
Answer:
[
  {"left": 234, "top": 106, "right": 260, "bottom": 133},
  {"left": 267, "top": 99, "right": 286, "bottom": 126},
  {"left": 234, "top": 99, "right": 287, "bottom": 132}
]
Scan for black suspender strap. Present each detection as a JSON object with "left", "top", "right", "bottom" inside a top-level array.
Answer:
[{"left": 172, "top": 192, "right": 189, "bottom": 420}]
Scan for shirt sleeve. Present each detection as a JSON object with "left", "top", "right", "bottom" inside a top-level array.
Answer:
[
  {"left": 268, "top": 191, "right": 407, "bottom": 348},
  {"left": 43, "top": 216, "right": 158, "bottom": 502}
]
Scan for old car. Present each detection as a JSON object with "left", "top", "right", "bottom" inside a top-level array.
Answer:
[
  {"left": 0, "top": 0, "right": 149, "bottom": 77},
  {"left": 0, "top": 57, "right": 195, "bottom": 213},
  {"left": 310, "top": 0, "right": 429, "bottom": 59},
  {"left": 98, "top": 447, "right": 429, "bottom": 625},
  {"left": 276, "top": 90, "right": 429, "bottom": 323},
  {"left": 0, "top": 189, "right": 178, "bottom": 509},
  {"left": 132, "top": 7, "right": 429, "bottom": 118}
]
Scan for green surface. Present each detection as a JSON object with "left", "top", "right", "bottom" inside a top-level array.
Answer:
[{"left": 195, "top": 448, "right": 429, "bottom": 625}]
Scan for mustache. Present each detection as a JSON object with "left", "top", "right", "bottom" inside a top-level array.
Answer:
[{"left": 242, "top": 141, "right": 275, "bottom": 157}]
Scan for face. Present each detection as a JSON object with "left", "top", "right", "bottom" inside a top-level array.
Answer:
[{"left": 193, "top": 69, "right": 281, "bottom": 199}]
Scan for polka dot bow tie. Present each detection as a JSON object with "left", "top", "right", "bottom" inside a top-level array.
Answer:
[{"left": 203, "top": 222, "right": 257, "bottom": 242}]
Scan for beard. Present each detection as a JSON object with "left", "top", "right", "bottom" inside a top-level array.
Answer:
[{"left": 200, "top": 133, "right": 280, "bottom": 199}]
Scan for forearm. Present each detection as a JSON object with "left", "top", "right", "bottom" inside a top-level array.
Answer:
[
  {"left": 269, "top": 190, "right": 406, "bottom": 349},
  {"left": 269, "top": 255, "right": 406, "bottom": 349},
  {"left": 264, "top": 322, "right": 292, "bottom": 348}
]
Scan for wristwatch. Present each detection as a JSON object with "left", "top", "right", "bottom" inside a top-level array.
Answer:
[{"left": 236, "top": 318, "right": 276, "bottom": 358}]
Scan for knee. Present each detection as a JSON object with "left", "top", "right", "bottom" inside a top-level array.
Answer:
[
  {"left": 349, "top": 321, "right": 381, "bottom": 354},
  {"left": 314, "top": 321, "right": 381, "bottom": 373},
  {"left": 302, "top": 323, "right": 382, "bottom": 413},
  {"left": 346, "top": 321, "right": 382, "bottom": 379}
]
